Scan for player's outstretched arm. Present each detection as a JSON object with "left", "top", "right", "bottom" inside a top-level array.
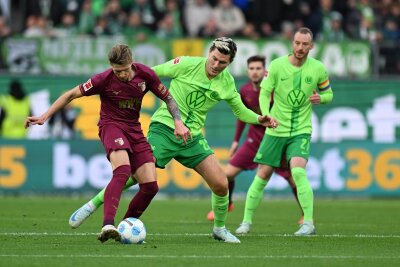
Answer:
[
  {"left": 25, "top": 86, "right": 82, "bottom": 128},
  {"left": 163, "top": 94, "right": 192, "bottom": 144}
]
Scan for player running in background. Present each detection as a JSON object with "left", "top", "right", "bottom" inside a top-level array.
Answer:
[
  {"left": 235, "top": 27, "right": 333, "bottom": 236},
  {"left": 25, "top": 44, "right": 190, "bottom": 243},
  {"left": 206, "top": 55, "right": 304, "bottom": 223},
  {"left": 68, "top": 37, "right": 277, "bottom": 243}
]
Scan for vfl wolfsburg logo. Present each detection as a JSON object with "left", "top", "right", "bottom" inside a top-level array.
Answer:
[
  {"left": 210, "top": 91, "right": 219, "bottom": 100},
  {"left": 287, "top": 90, "right": 306, "bottom": 108},
  {"left": 305, "top": 76, "right": 313, "bottom": 84},
  {"left": 186, "top": 91, "right": 206, "bottom": 109}
]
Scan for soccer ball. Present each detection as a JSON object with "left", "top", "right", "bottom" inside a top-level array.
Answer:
[{"left": 117, "top": 217, "right": 146, "bottom": 244}]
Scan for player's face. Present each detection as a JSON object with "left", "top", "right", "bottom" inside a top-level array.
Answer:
[
  {"left": 247, "top": 61, "right": 265, "bottom": 84},
  {"left": 206, "top": 49, "right": 231, "bottom": 79},
  {"left": 111, "top": 63, "right": 134, "bottom": 82},
  {"left": 292, "top": 32, "right": 313, "bottom": 60}
]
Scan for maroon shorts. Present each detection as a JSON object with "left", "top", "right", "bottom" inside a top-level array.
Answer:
[
  {"left": 229, "top": 140, "right": 291, "bottom": 180},
  {"left": 99, "top": 124, "right": 154, "bottom": 174}
]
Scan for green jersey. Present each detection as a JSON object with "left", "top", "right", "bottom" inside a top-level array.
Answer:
[
  {"left": 151, "top": 56, "right": 260, "bottom": 136},
  {"left": 260, "top": 55, "right": 333, "bottom": 137}
]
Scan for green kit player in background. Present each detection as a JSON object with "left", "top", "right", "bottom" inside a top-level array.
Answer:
[
  {"left": 69, "top": 37, "right": 278, "bottom": 243},
  {"left": 235, "top": 27, "right": 333, "bottom": 236}
]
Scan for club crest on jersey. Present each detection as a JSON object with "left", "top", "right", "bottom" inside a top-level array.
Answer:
[
  {"left": 114, "top": 138, "right": 124, "bottom": 146},
  {"left": 83, "top": 79, "right": 93, "bottom": 91},
  {"left": 173, "top": 57, "right": 181, "bottom": 64},
  {"left": 138, "top": 82, "right": 146, "bottom": 91}
]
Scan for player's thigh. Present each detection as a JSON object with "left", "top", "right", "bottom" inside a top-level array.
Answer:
[
  {"left": 228, "top": 141, "right": 258, "bottom": 171},
  {"left": 134, "top": 162, "right": 157, "bottom": 184},
  {"left": 225, "top": 164, "right": 242, "bottom": 180},
  {"left": 194, "top": 154, "right": 227, "bottom": 194},
  {"left": 147, "top": 123, "right": 179, "bottom": 168},
  {"left": 254, "top": 134, "right": 287, "bottom": 167},
  {"left": 175, "top": 136, "right": 213, "bottom": 169},
  {"left": 286, "top": 134, "right": 311, "bottom": 168},
  {"left": 109, "top": 150, "right": 130, "bottom": 170}
]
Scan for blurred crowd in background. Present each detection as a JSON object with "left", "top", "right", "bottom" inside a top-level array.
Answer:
[
  {"left": 0, "top": 0, "right": 399, "bottom": 73},
  {"left": 0, "top": 0, "right": 397, "bottom": 43}
]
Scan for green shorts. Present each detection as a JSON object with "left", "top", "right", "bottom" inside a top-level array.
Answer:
[
  {"left": 147, "top": 122, "right": 214, "bottom": 169},
  {"left": 254, "top": 134, "right": 311, "bottom": 167}
]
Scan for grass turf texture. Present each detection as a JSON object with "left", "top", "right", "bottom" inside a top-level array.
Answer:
[{"left": 0, "top": 196, "right": 399, "bottom": 267}]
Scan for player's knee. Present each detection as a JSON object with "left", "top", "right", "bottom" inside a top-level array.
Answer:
[{"left": 139, "top": 181, "right": 159, "bottom": 196}]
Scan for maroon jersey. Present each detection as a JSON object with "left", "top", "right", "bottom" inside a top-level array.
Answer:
[
  {"left": 79, "top": 63, "right": 169, "bottom": 129},
  {"left": 233, "top": 82, "right": 265, "bottom": 148}
]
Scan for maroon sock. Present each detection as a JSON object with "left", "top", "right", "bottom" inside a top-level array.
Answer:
[
  {"left": 228, "top": 180, "right": 235, "bottom": 204},
  {"left": 123, "top": 181, "right": 158, "bottom": 219},
  {"left": 103, "top": 165, "right": 131, "bottom": 226}
]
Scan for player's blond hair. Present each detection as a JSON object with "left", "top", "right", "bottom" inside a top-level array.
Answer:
[
  {"left": 210, "top": 37, "right": 238, "bottom": 62},
  {"left": 108, "top": 44, "right": 133, "bottom": 65}
]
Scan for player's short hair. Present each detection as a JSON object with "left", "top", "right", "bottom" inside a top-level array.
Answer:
[
  {"left": 247, "top": 55, "right": 266, "bottom": 68},
  {"left": 294, "top": 27, "right": 314, "bottom": 42},
  {"left": 209, "top": 37, "right": 238, "bottom": 62},
  {"left": 108, "top": 44, "right": 133, "bottom": 65}
]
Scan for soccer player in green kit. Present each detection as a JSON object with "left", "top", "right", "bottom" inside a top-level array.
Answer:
[
  {"left": 235, "top": 27, "right": 333, "bottom": 236},
  {"left": 68, "top": 37, "right": 277, "bottom": 243}
]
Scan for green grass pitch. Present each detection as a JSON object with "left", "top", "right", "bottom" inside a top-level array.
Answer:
[{"left": 0, "top": 196, "right": 399, "bottom": 267}]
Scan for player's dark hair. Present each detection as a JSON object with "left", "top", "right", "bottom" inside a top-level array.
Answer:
[
  {"left": 294, "top": 27, "right": 314, "bottom": 42},
  {"left": 108, "top": 44, "right": 133, "bottom": 65},
  {"left": 209, "top": 37, "right": 238, "bottom": 62},
  {"left": 247, "top": 55, "right": 266, "bottom": 68}
]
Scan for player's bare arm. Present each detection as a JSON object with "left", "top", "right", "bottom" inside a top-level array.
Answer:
[
  {"left": 163, "top": 93, "right": 192, "bottom": 144},
  {"left": 24, "top": 86, "right": 82, "bottom": 128}
]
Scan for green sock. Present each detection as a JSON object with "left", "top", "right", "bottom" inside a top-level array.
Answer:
[
  {"left": 291, "top": 167, "right": 313, "bottom": 222},
  {"left": 212, "top": 192, "right": 229, "bottom": 228},
  {"left": 243, "top": 175, "right": 268, "bottom": 224},
  {"left": 91, "top": 176, "right": 137, "bottom": 208}
]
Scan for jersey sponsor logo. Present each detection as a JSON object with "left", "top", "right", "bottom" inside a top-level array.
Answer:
[
  {"left": 186, "top": 91, "right": 206, "bottom": 109},
  {"left": 82, "top": 79, "right": 93, "bottom": 91},
  {"left": 173, "top": 57, "right": 181, "bottom": 64},
  {"left": 287, "top": 90, "right": 307, "bottom": 108},
  {"left": 114, "top": 137, "right": 124, "bottom": 146},
  {"left": 138, "top": 82, "right": 146, "bottom": 91}
]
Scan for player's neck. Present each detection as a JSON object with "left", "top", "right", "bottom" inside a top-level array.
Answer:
[
  {"left": 252, "top": 82, "right": 261, "bottom": 91},
  {"left": 289, "top": 55, "right": 307, "bottom": 67}
]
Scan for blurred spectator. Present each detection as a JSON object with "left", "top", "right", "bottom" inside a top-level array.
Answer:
[
  {"left": 104, "top": 0, "right": 126, "bottom": 35},
  {"left": 130, "top": 0, "right": 160, "bottom": 31},
  {"left": 93, "top": 16, "right": 111, "bottom": 36},
  {"left": 53, "top": 12, "right": 78, "bottom": 38},
  {"left": 164, "top": 0, "right": 184, "bottom": 37},
  {"left": 279, "top": 20, "right": 295, "bottom": 42},
  {"left": 212, "top": 0, "right": 245, "bottom": 36},
  {"left": 78, "top": 0, "right": 97, "bottom": 35},
  {"left": 259, "top": 22, "right": 275, "bottom": 38},
  {"left": 48, "top": 104, "right": 77, "bottom": 139},
  {"left": 23, "top": 15, "right": 54, "bottom": 37},
  {"left": 184, "top": 0, "right": 213, "bottom": 37},
  {"left": 0, "top": 15, "right": 10, "bottom": 38},
  {"left": 123, "top": 11, "right": 152, "bottom": 42},
  {"left": 0, "top": 0, "right": 10, "bottom": 23},
  {"left": 156, "top": 13, "right": 182, "bottom": 38},
  {"left": 197, "top": 16, "right": 222, "bottom": 37},
  {"left": 239, "top": 22, "right": 260, "bottom": 40},
  {"left": 0, "top": 80, "right": 31, "bottom": 138},
  {"left": 319, "top": 11, "right": 347, "bottom": 42}
]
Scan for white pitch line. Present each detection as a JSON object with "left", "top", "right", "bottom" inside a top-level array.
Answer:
[
  {"left": 0, "top": 254, "right": 399, "bottom": 259},
  {"left": 0, "top": 232, "right": 399, "bottom": 238}
]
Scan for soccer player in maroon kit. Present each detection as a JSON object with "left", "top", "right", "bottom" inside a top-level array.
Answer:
[
  {"left": 25, "top": 44, "right": 191, "bottom": 243},
  {"left": 206, "top": 55, "right": 304, "bottom": 223}
]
